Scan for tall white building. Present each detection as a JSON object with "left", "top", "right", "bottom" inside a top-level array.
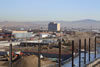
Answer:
[{"left": 48, "top": 22, "right": 60, "bottom": 32}]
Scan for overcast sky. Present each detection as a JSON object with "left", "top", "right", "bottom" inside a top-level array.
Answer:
[{"left": 0, "top": 0, "right": 100, "bottom": 21}]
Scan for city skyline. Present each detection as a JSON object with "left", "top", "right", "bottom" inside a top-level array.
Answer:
[{"left": 0, "top": 0, "right": 100, "bottom": 21}]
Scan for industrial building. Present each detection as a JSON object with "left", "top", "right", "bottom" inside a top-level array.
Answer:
[
  {"left": 12, "top": 31, "right": 32, "bottom": 39},
  {"left": 48, "top": 22, "right": 60, "bottom": 32}
]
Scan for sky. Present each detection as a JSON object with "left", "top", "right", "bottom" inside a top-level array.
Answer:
[{"left": 0, "top": 0, "right": 100, "bottom": 21}]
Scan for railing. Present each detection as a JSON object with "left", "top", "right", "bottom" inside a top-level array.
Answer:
[
  {"left": 7, "top": 37, "right": 99, "bottom": 67},
  {"left": 71, "top": 37, "right": 97, "bottom": 67}
]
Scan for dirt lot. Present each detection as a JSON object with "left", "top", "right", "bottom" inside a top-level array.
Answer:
[{"left": 0, "top": 55, "right": 55, "bottom": 67}]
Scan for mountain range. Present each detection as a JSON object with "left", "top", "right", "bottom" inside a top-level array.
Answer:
[{"left": 0, "top": 19, "right": 100, "bottom": 29}]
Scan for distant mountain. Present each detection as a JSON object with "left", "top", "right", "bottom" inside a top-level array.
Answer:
[
  {"left": 73, "top": 19, "right": 98, "bottom": 22},
  {"left": 58, "top": 19, "right": 100, "bottom": 29},
  {"left": 0, "top": 19, "right": 100, "bottom": 29},
  {"left": 71, "top": 19, "right": 100, "bottom": 23}
]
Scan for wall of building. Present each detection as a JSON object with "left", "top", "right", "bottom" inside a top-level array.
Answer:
[
  {"left": 12, "top": 31, "right": 32, "bottom": 39},
  {"left": 48, "top": 22, "right": 60, "bottom": 32}
]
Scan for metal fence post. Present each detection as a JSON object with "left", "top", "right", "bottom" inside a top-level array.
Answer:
[
  {"left": 95, "top": 37, "right": 96, "bottom": 58},
  {"left": 38, "top": 43, "right": 41, "bottom": 67},
  {"left": 79, "top": 39, "right": 81, "bottom": 67},
  {"left": 9, "top": 43, "right": 12, "bottom": 67},
  {"left": 72, "top": 40, "right": 74, "bottom": 67},
  {"left": 38, "top": 32, "right": 41, "bottom": 67},
  {"left": 59, "top": 41, "right": 61, "bottom": 67},
  {"left": 89, "top": 38, "right": 90, "bottom": 62},
  {"left": 84, "top": 39, "right": 86, "bottom": 64}
]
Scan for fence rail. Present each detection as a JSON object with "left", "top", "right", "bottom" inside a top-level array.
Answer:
[{"left": 7, "top": 37, "right": 99, "bottom": 67}]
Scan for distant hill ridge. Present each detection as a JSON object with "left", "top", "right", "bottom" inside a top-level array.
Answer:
[{"left": 0, "top": 19, "right": 100, "bottom": 29}]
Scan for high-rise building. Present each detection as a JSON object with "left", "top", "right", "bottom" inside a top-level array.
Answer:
[{"left": 48, "top": 22, "right": 60, "bottom": 32}]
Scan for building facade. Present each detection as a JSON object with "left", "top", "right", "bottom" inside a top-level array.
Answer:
[
  {"left": 12, "top": 31, "right": 32, "bottom": 39},
  {"left": 48, "top": 22, "right": 60, "bottom": 32}
]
